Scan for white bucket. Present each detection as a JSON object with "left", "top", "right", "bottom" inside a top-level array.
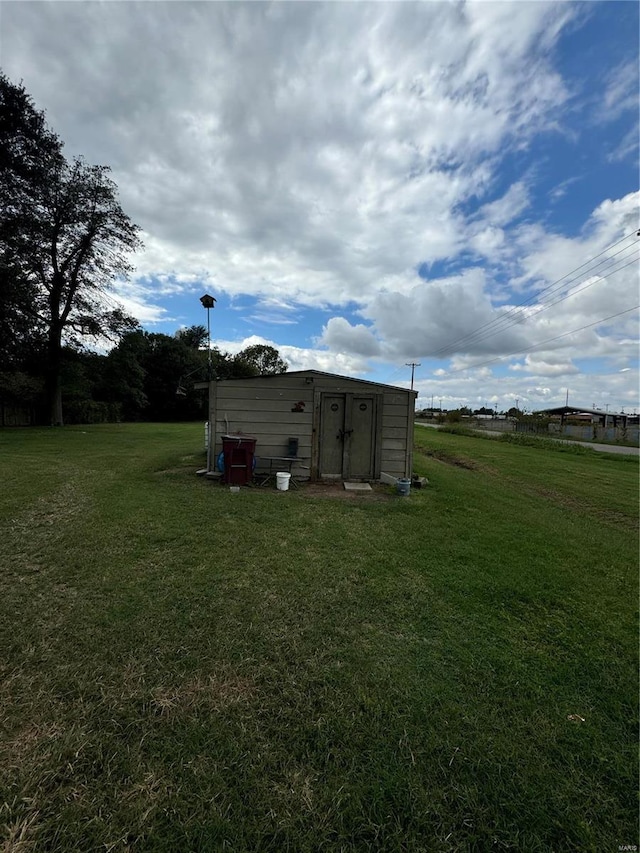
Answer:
[{"left": 276, "top": 472, "right": 291, "bottom": 491}]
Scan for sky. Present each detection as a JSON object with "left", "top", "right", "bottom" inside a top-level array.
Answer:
[{"left": 2, "top": 0, "right": 639, "bottom": 413}]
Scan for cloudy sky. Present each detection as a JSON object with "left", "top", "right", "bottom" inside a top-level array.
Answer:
[{"left": 3, "top": 1, "right": 639, "bottom": 412}]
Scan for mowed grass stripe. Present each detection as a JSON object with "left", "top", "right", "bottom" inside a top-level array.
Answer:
[{"left": 0, "top": 423, "right": 637, "bottom": 852}]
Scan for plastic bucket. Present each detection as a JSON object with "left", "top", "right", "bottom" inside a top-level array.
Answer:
[
  {"left": 276, "top": 472, "right": 291, "bottom": 491},
  {"left": 397, "top": 478, "right": 411, "bottom": 497}
]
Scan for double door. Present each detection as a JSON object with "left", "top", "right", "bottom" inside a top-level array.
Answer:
[{"left": 319, "top": 393, "right": 378, "bottom": 480}]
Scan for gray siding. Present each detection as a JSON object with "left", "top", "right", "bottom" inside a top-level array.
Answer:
[
  {"left": 381, "top": 391, "right": 412, "bottom": 476},
  {"left": 208, "top": 371, "right": 416, "bottom": 480},
  {"left": 211, "top": 375, "right": 315, "bottom": 477}
]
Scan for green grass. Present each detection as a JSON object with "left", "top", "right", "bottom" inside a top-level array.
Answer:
[{"left": 1, "top": 423, "right": 638, "bottom": 852}]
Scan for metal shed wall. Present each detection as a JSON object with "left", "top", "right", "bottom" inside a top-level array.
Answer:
[{"left": 208, "top": 371, "right": 416, "bottom": 480}]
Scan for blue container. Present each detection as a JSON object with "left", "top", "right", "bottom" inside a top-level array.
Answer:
[{"left": 397, "top": 478, "right": 411, "bottom": 497}]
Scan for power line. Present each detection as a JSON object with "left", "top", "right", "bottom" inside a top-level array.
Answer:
[
  {"left": 428, "top": 228, "right": 639, "bottom": 357},
  {"left": 439, "top": 245, "right": 638, "bottom": 353},
  {"left": 415, "top": 261, "right": 639, "bottom": 380},
  {"left": 384, "top": 364, "right": 408, "bottom": 383},
  {"left": 420, "top": 304, "right": 640, "bottom": 379},
  {"left": 445, "top": 251, "right": 639, "bottom": 352},
  {"left": 431, "top": 229, "right": 639, "bottom": 355}
]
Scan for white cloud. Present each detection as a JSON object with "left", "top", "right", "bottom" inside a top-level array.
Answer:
[
  {"left": 479, "top": 181, "right": 530, "bottom": 227},
  {"left": 509, "top": 355, "right": 579, "bottom": 376},
  {"left": 360, "top": 267, "right": 530, "bottom": 359},
  {"left": 602, "top": 60, "right": 639, "bottom": 122},
  {"left": 607, "top": 121, "right": 639, "bottom": 164},
  {"left": 549, "top": 176, "right": 581, "bottom": 203},
  {"left": 319, "top": 318, "right": 381, "bottom": 357},
  {"left": 111, "top": 281, "right": 171, "bottom": 326},
  {"left": 212, "top": 334, "right": 370, "bottom": 377},
  {"left": 244, "top": 313, "right": 298, "bottom": 327}
]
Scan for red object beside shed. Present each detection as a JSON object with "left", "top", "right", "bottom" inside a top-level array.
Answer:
[{"left": 222, "top": 435, "right": 257, "bottom": 485}]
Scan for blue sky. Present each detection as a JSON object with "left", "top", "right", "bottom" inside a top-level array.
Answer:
[{"left": 3, "top": 1, "right": 639, "bottom": 412}]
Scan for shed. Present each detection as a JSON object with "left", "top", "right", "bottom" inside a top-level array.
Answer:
[{"left": 205, "top": 370, "right": 418, "bottom": 482}]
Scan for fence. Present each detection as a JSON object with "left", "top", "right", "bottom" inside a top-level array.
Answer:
[
  {"left": 0, "top": 402, "right": 37, "bottom": 427},
  {"left": 549, "top": 423, "right": 639, "bottom": 444},
  {"left": 478, "top": 420, "right": 638, "bottom": 444},
  {"left": 471, "top": 418, "right": 515, "bottom": 432}
]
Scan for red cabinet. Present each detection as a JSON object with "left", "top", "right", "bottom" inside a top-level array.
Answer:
[{"left": 222, "top": 435, "right": 257, "bottom": 485}]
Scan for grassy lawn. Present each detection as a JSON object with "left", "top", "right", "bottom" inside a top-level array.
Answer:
[{"left": 1, "top": 423, "right": 637, "bottom": 852}]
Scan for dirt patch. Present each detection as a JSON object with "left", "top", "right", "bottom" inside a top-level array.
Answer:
[
  {"left": 425, "top": 450, "right": 480, "bottom": 470},
  {"left": 153, "top": 466, "right": 191, "bottom": 476},
  {"left": 2, "top": 722, "right": 63, "bottom": 768},
  {"left": 9, "top": 478, "right": 89, "bottom": 533},
  {"left": 296, "top": 482, "right": 393, "bottom": 501}
]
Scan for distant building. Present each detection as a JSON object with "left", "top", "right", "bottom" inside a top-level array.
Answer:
[{"left": 533, "top": 405, "right": 631, "bottom": 428}]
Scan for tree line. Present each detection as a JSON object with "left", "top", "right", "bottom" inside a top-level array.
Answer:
[
  {"left": 2, "top": 325, "right": 287, "bottom": 425},
  {"left": 0, "top": 74, "right": 287, "bottom": 425}
]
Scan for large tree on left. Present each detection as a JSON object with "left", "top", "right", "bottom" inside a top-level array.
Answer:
[{"left": 0, "top": 74, "right": 141, "bottom": 424}]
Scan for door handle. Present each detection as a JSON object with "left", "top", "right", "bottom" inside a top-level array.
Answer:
[{"left": 337, "top": 428, "right": 354, "bottom": 440}]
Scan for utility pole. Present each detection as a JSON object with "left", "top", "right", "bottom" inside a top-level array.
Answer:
[{"left": 405, "top": 362, "right": 420, "bottom": 391}]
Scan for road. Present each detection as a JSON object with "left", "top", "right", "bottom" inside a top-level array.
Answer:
[{"left": 414, "top": 422, "right": 640, "bottom": 456}]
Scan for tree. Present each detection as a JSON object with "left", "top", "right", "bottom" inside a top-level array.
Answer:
[
  {"left": 175, "top": 325, "right": 208, "bottom": 350},
  {"left": 100, "top": 330, "right": 149, "bottom": 421},
  {"left": 102, "top": 329, "right": 209, "bottom": 422},
  {"left": 97, "top": 330, "right": 290, "bottom": 422},
  {"left": 0, "top": 74, "right": 141, "bottom": 425},
  {"left": 237, "top": 344, "right": 288, "bottom": 376},
  {"left": 0, "top": 74, "right": 62, "bottom": 371}
]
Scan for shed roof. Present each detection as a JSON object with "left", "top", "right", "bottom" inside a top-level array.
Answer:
[{"left": 210, "top": 369, "right": 418, "bottom": 396}]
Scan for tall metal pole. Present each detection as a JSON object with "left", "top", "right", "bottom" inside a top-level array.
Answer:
[
  {"left": 200, "top": 294, "right": 217, "bottom": 472},
  {"left": 206, "top": 306, "right": 212, "bottom": 381}
]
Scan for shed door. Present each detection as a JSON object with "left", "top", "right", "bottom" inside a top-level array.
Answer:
[
  {"left": 319, "top": 394, "right": 376, "bottom": 479},
  {"left": 319, "top": 395, "right": 345, "bottom": 477},
  {"left": 349, "top": 396, "right": 375, "bottom": 478}
]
